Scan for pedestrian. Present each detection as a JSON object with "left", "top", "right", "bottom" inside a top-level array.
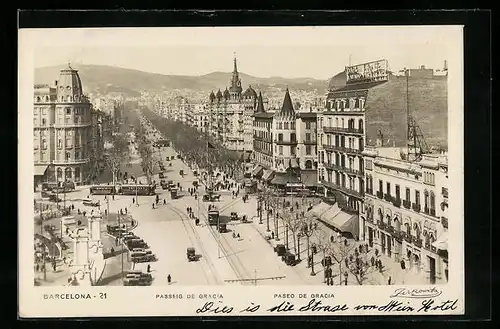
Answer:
[
  {"left": 388, "top": 276, "right": 392, "bottom": 285},
  {"left": 147, "top": 264, "right": 151, "bottom": 273},
  {"left": 167, "top": 274, "right": 172, "bottom": 284},
  {"left": 125, "top": 207, "right": 128, "bottom": 214},
  {"left": 152, "top": 203, "right": 155, "bottom": 209},
  {"left": 271, "top": 231, "right": 275, "bottom": 239},
  {"left": 163, "top": 199, "right": 166, "bottom": 205},
  {"left": 237, "top": 233, "right": 240, "bottom": 239},
  {"left": 115, "top": 237, "right": 119, "bottom": 246},
  {"left": 112, "top": 194, "right": 115, "bottom": 201},
  {"left": 133, "top": 197, "right": 135, "bottom": 204},
  {"left": 72, "top": 204, "right": 75, "bottom": 211},
  {"left": 78, "top": 220, "right": 82, "bottom": 226},
  {"left": 110, "top": 247, "right": 115, "bottom": 255},
  {"left": 36, "top": 263, "right": 39, "bottom": 272}
]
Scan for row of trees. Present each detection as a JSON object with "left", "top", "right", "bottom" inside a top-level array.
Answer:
[
  {"left": 140, "top": 106, "right": 243, "bottom": 179},
  {"left": 264, "top": 193, "right": 379, "bottom": 285}
]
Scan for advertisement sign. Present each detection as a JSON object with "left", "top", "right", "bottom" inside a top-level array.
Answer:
[{"left": 346, "top": 59, "right": 389, "bottom": 84}]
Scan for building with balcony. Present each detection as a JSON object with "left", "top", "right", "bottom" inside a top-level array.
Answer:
[
  {"left": 33, "top": 64, "right": 93, "bottom": 187},
  {"left": 360, "top": 146, "right": 449, "bottom": 284},
  {"left": 318, "top": 60, "right": 448, "bottom": 232},
  {"left": 250, "top": 89, "right": 318, "bottom": 189},
  {"left": 207, "top": 56, "right": 265, "bottom": 153},
  {"left": 252, "top": 92, "right": 274, "bottom": 169}
]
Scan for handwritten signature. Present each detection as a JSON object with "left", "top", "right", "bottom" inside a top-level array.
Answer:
[{"left": 390, "top": 287, "right": 442, "bottom": 299}]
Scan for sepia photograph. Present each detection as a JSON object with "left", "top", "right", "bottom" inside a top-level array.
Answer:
[{"left": 19, "top": 25, "right": 464, "bottom": 317}]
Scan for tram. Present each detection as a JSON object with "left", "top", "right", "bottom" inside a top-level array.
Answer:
[
  {"left": 90, "top": 185, "right": 116, "bottom": 195},
  {"left": 120, "top": 184, "right": 156, "bottom": 196}
]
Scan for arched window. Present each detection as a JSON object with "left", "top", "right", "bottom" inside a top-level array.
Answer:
[
  {"left": 341, "top": 118, "right": 345, "bottom": 128},
  {"left": 57, "top": 168, "right": 63, "bottom": 179},
  {"left": 393, "top": 217, "right": 401, "bottom": 231},
  {"left": 413, "top": 223, "right": 421, "bottom": 238},
  {"left": 305, "top": 160, "right": 313, "bottom": 169},
  {"left": 405, "top": 222, "right": 411, "bottom": 236},
  {"left": 36, "top": 96, "right": 41, "bottom": 102},
  {"left": 65, "top": 167, "right": 72, "bottom": 179},
  {"left": 41, "top": 139, "right": 47, "bottom": 149},
  {"left": 378, "top": 208, "right": 383, "bottom": 224},
  {"left": 424, "top": 190, "right": 429, "bottom": 209},
  {"left": 359, "top": 119, "right": 364, "bottom": 131},
  {"left": 75, "top": 167, "right": 80, "bottom": 181},
  {"left": 430, "top": 191, "right": 436, "bottom": 212}
]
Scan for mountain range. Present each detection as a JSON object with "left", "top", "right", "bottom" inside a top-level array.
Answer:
[{"left": 34, "top": 64, "right": 329, "bottom": 97}]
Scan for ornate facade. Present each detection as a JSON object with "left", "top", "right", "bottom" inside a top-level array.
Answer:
[
  {"left": 208, "top": 57, "right": 260, "bottom": 152},
  {"left": 33, "top": 64, "right": 93, "bottom": 186}
]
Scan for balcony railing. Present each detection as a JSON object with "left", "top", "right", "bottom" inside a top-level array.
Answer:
[
  {"left": 323, "top": 162, "right": 364, "bottom": 177},
  {"left": 412, "top": 203, "right": 421, "bottom": 213},
  {"left": 323, "top": 126, "right": 364, "bottom": 135},
  {"left": 384, "top": 193, "right": 392, "bottom": 202},
  {"left": 376, "top": 191, "right": 383, "bottom": 199},
  {"left": 424, "top": 241, "right": 437, "bottom": 253},
  {"left": 403, "top": 200, "right": 411, "bottom": 209},
  {"left": 412, "top": 236, "right": 423, "bottom": 248},
  {"left": 402, "top": 232, "right": 412, "bottom": 243},
  {"left": 393, "top": 230, "right": 404, "bottom": 243},
  {"left": 321, "top": 180, "right": 364, "bottom": 199},
  {"left": 323, "top": 144, "right": 363, "bottom": 154},
  {"left": 392, "top": 197, "right": 402, "bottom": 208},
  {"left": 303, "top": 139, "right": 317, "bottom": 145},
  {"left": 366, "top": 188, "right": 374, "bottom": 195},
  {"left": 275, "top": 139, "right": 298, "bottom": 145},
  {"left": 377, "top": 221, "right": 387, "bottom": 231},
  {"left": 430, "top": 208, "right": 436, "bottom": 217}
]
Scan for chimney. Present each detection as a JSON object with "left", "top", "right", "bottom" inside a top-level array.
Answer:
[{"left": 444, "top": 60, "right": 448, "bottom": 71}]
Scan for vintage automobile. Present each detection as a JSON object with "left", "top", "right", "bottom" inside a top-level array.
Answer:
[
  {"left": 130, "top": 251, "right": 156, "bottom": 263},
  {"left": 159, "top": 172, "right": 165, "bottom": 179},
  {"left": 187, "top": 247, "right": 197, "bottom": 261},
  {"left": 202, "top": 194, "right": 221, "bottom": 202},
  {"left": 193, "top": 170, "right": 198, "bottom": 176},
  {"left": 218, "top": 223, "right": 228, "bottom": 233},
  {"left": 230, "top": 212, "right": 239, "bottom": 221},
  {"left": 179, "top": 169, "right": 184, "bottom": 176},
  {"left": 123, "top": 271, "right": 153, "bottom": 286},
  {"left": 284, "top": 252, "right": 297, "bottom": 266},
  {"left": 274, "top": 244, "right": 286, "bottom": 256},
  {"left": 82, "top": 198, "right": 100, "bottom": 207}
]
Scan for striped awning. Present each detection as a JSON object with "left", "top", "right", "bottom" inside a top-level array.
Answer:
[
  {"left": 262, "top": 169, "right": 275, "bottom": 182},
  {"left": 34, "top": 165, "right": 48, "bottom": 176},
  {"left": 252, "top": 165, "right": 264, "bottom": 177}
]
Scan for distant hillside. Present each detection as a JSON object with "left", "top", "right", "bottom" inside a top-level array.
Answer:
[{"left": 34, "top": 64, "right": 328, "bottom": 97}]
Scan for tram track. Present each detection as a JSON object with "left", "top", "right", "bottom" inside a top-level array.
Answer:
[
  {"left": 167, "top": 205, "right": 222, "bottom": 285},
  {"left": 198, "top": 202, "right": 254, "bottom": 285}
]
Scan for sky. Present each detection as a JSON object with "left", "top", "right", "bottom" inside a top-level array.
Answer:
[{"left": 26, "top": 26, "right": 462, "bottom": 80}]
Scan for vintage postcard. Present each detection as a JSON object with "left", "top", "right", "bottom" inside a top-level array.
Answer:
[{"left": 18, "top": 26, "right": 464, "bottom": 317}]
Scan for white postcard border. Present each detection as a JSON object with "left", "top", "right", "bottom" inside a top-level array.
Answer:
[{"left": 18, "top": 26, "right": 465, "bottom": 318}]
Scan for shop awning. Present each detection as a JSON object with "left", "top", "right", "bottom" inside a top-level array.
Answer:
[
  {"left": 34, "top": 165, "right": 48, "bottom": 176},
  {"left": 271, "top": 173, "right": 300, "bottom": 186},
  {"left": 316, "top": 203, "right": 359, "bottom": 237},
  {"left": 432, "top": 231, "right": 448, "bottom": 251},
  {"left": 262, "top": 169, "right": 275, "bottom": 182},
  {"left": 305, "top": 202, "right": 331, "bottom": 219},
  {"left": 252, "top": 165, "right": 264, "bottom": 177},
  {"left": 299, "top": 170, "right": 318, "bottom": 187}
]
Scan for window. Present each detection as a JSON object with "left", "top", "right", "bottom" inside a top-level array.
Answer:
[
  {"left": 305, "top": 133, "right": 311, "bottom": 142},
  {"left": 42, "top": 139, "right": 47, "bottom": 149},
  {"left": 430, "top": 192, "right": 436, "bottom": 211},
  {"left": 279, "top": 146, "right": 283, "bottom": 155},
  {"left": 406, "top": 188, "right": 411, "bottom": 201},
  {"left": 278, "top": 122, "right": 282, "bottom": 129},
  {"left": 424, "top": 190, "right": 429, "bottom": 209},
  {"left": 66, "top": 108, "right": 71, "bottom": 115},
  {"left": 341, "top": 118, "right": 344, "bottom": 128},
  {"left": 365, "top": 159, "right": 373, "bottom": 170},
  {"left": 41, "top": 118, "right": 46, "bottom": 126},
  {"left": 306, "top": 121, "right": 311, "bottom": 129},
  {"left": 341, "top": 136, "right": 345, "bottom": 147},
  {"left": 58, "top": 139, "right": 62, "bottom": 149},
  {"left": 65, "top": 152, "right": 71, "bottom": 160},
  {"left": 284, "top": 122, "right": 289, "bottom": 130},
  {"left": 349, "top": 157, "right": 354, "bottom": 169},
  {"left": 306, "top": 145, "right": 311, "bottom": 155},
  {"left": 386, "top": 182, "right": 391, "bottom": 195},
  {"left": 75, "top": 168, "right": 80, "bottom": 181},
  {"left": 65, "top": 167, "right": 72, "bottom": 178},
  {"left": 290, "top": 146, "right": 296, "bottom": 155},
  {"left": 278, "top": 133, "right": 283, "bottom": 142},
  {"left": 415, "top": 190, "right": 420, "bottom": 206},
  {"left": 40, "top": 152, "right": 44, "bottom": 161},
  {"left": 291, "top": 121, "right": 295, "bottom": 130},
  {"left": 290, "top": 133, "right": 296, "bottom": 142},
  {"left": 341, "top": 154, "right": 345, "bottom": 167},
  {"left": 335, "top": 135, "right": 339, "bottom": 146},
  {"left": 75, "top": 151, "right": 80, "bottom": 159},
  {"left": 396, "top": 185, "right": 400, "bottom": 200}
]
